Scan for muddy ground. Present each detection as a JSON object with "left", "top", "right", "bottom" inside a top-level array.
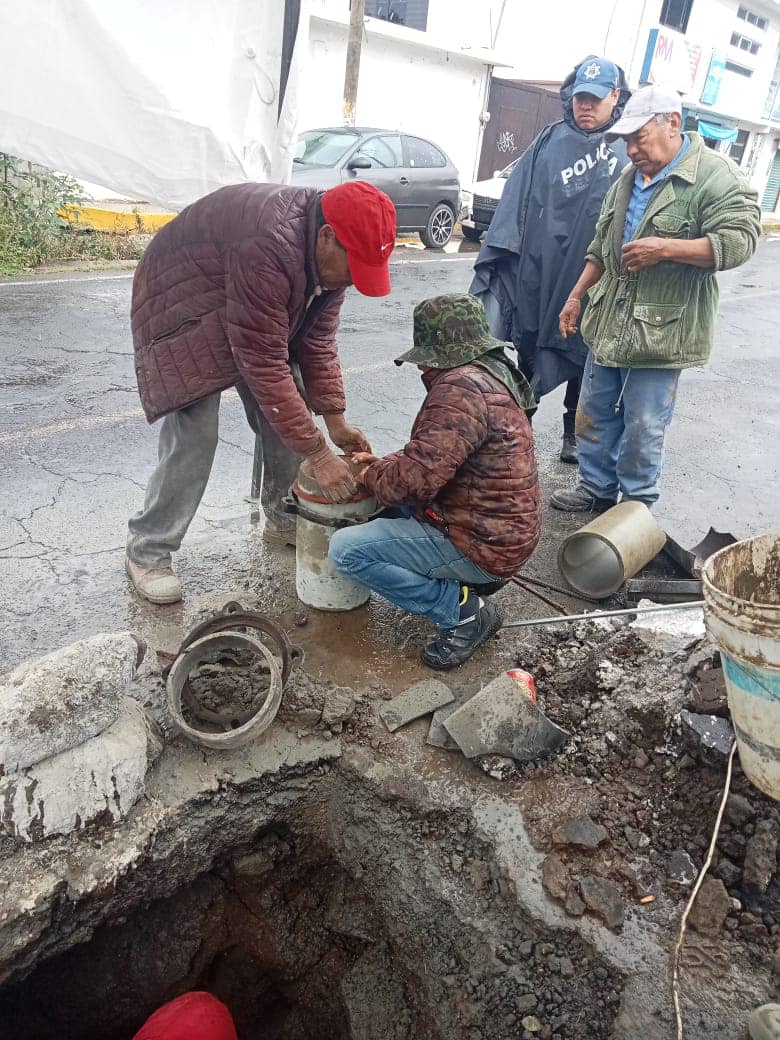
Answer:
[{"left": 0, "top": 573, "right": 777, "bottom": 1040}]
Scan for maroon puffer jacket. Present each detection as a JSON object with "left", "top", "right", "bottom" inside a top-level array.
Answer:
[
  {"left": 363, "top": 365, "right": 540, "bottom": 577},
  {"left": 131, "top": 183, "right": 346, "bottom": 456}
]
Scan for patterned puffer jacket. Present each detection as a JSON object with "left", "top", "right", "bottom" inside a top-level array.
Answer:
[
  {"left": 131, "top": 183, "right": 345, "bottom": 457},
  {"left": 363, "top": 365, "right": 540, "bottom": 577}
]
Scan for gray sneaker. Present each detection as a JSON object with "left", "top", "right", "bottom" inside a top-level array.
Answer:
[
  {"left": 125, "top": 556, "right": 182, "bottom": 604},
  {"left": 550, "top": 486, "right": 616, "bottom": 513}
]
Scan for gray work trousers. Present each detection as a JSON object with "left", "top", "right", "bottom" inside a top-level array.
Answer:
[{"left": 127, "top": 380, "right": 300, "bottom": 568}]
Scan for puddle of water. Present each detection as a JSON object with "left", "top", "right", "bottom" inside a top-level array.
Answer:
[
  {"left": 278, "top": 603, "right": 425, "bottom": 691},
  {"left": 279, "top": 599, "right": 511, "bottom": 693}
]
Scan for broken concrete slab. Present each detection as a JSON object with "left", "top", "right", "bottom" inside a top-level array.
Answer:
[
  {"left": 552, "top": 816, "right": 609, "bottom": 850},
  {"left": 667, "top": 849, "right": 698, "bottom": 886},
  {"left": 680, "top": 709, "right": 735, "bottom": 759},
  {"left": 541, "top": 852, "right": 569, "bottom": 903},
  {"left": 743, "top": 820, "right": 778, "bottom": 894},
  {"left": 442, "top": 672, "right": 569, "bottom": 762},
  {"left": 379, "top": 679, "right": 453, "bottom": 733},
  {"left": 630, "top": 599, "right": 705, "bottom": 653},
  {"left": 426, "top": 682, "right": 480, "bottom": 750},
  {"left": 0, "top": 699, "right": 160, "bottom": 843},
  {"left": 0, "top": 632, "right": 143, "bottom": 775},
  {"left": 579, "top": 875, "right": 625, "bottom": 931},
  {"left": 689, "top": 877, "right": 732, "bottom": 933}
]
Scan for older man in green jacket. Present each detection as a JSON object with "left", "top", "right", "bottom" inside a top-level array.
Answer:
[{"left": 552, "top": 84, "right": 761, "bottom": 512}]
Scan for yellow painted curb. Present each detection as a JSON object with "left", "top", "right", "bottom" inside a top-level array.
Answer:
[{"left": 60, "top": 205, "right": 175, "bottom": 234}]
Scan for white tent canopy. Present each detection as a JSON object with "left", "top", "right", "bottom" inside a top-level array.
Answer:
[{"left": 0, "top": 0, "right": 306, "bottom": 210}]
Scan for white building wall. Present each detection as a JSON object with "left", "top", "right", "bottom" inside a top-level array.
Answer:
[{"left": 302, "top": 6, "right": 496, "bottom": 184}]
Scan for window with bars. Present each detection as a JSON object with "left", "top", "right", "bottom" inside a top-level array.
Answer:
[
  {"left": 730, "top": 31, "right": 761, "bottom": 55},
  {"left": 659, "top": 0, "right": 694, "bottom": 33},
  {"left": 737, "top": 7, "right": 768, "bottom": 31}
]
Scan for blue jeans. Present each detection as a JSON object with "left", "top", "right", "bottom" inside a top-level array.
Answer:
[
  {"left": 328, "top": 509, "right": 501, "bottom": 628},
  {"left": 575, "top": 354, "right": 680, "bottom": 505}
]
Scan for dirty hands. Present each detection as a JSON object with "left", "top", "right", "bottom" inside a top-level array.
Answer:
[
  {"left": 323, "top": 413, "right": 372, "bottom": 455},
  {"left": 351, "top": 450, "right": 381, "bottom": 485},
  {"left": 559, "top": 297, "right": 582, "bottom": 339},
  {"left": 307, "top": 443, "right": 357, "bottom": 502},
  {"left": 621, "top": 237, "right": 667, "bottom": 273}
]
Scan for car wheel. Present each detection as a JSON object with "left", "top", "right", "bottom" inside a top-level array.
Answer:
[
  {"left": 461, "top": 225, "right": 482, "bottom": 243},
  {"left": 420, "top": 203, "right": 454, "bottom": 249}
]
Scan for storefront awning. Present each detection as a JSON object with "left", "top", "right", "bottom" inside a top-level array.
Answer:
[{"left": 698, "top": 121, "right": 739, "bottom": 143}]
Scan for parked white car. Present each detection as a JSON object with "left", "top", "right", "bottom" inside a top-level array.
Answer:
[{"left": 460, "top": 158, "right": 520, "bottom": 242}]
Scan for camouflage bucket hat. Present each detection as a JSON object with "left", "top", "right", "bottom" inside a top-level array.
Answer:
[{"left": 394, "top": 294, "right": 508, "bottom": 369}]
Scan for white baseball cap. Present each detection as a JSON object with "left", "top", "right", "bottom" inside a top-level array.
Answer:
[{"left": 609, "top": 84, "right": 682, "bottom": 136}]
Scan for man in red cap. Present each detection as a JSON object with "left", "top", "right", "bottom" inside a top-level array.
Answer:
[
  {"left": 125, "top": 179, "right": 396, "bottom": 604},
  {"left": 133, "top": 991, "right": 237, "bottom": 1040}
]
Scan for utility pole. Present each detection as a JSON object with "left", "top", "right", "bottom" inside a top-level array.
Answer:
[{"left": 343, "top": 0, "right": 365, "bottom": 126}]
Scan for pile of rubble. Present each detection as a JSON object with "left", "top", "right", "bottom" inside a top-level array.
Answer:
[
  {"left": 0, "top": 633, "right": 160, "bottom": 842},
  {"left": 0, "top": 604, "right": 777, "bottom": 1040}
]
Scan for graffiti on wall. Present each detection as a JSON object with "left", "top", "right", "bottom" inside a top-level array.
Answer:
[{"left": 496, "top": 129, "right": 516, "bottom": 154}]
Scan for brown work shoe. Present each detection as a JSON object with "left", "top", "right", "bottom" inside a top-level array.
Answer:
[
  {"left": 124, "top": 556, "right": 182, "bottom": 604},
  {"left": 262, "top": 522, "right": 297, "bottom": 549}
]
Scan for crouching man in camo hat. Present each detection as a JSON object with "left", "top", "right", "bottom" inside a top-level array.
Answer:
[{"left": 329, "top": 294, "right": 541, "bottom": 669}]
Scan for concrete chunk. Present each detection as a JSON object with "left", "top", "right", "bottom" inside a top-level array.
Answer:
[
  {"left": 552, "top": 816, "right": 609, "bottom": 850},
  {"left": 630, "top": 600, "right": 705, "bottom": 652},
  {"left": 442, "top": 672, "right": 569, "bottom": 761},
  {"left": 0, "top": 699, "right": 160, "bottom": 842},
  {"left": 0, "top": 633, "right": 143, "bottom": 775},
  {"left": 426, "top": 682, "right": 481, "bottom": 749},
  {"left": 379, "top": 680, "right": 453, "bottom": 732}
]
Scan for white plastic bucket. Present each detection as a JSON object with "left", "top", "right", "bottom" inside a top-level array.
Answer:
[
  {"left": 702, "top": 533, "right": 780, "bottom": 800},
  {"left": 291, "top": 461, "right": 377, "bottom": 612}
]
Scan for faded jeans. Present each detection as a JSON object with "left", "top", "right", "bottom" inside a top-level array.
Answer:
[
  {"left": 575, "top": 354, "right": 681, "bottom": 506},
  {"left": 328, "top": 508, "right": 501, "bottom": 628},
  {"left": 127, "top": 381, "right": 300, "bottom": 568}
]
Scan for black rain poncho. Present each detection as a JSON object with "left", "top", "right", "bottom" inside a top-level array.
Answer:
[{"left": 470, "top": 58, "right": 630, "bottom": 398}]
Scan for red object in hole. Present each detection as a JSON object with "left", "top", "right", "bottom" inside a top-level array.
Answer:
[{"left": 132, "top": 992, "right": 238, "bottom": 1040}]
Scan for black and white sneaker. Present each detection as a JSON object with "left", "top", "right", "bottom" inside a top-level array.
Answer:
[{"left": 421, "top": 589, "right": 502, "bottom": 670}]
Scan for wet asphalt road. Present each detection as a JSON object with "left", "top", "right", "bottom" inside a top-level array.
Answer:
[{"left": 1, "top": 237, "right": 779, "bottom": 673}]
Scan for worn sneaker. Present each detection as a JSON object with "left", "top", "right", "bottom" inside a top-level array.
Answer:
[
  {"left": 559, "top": 435, "right": 578, "bottom": 465},
  {"left": 550, "top": 485, "right": 616, "bottom": 513},
  {"left": 421, "top": 589, "right": 502, "bottom": 670},
  {"left": 124, "top": 556, "right": 182, "bottom": 604},
  {"left": 262, "top": 521, "right": 297, "bottom": 549}
]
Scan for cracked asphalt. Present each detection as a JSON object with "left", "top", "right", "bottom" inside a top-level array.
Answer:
[{"left": 1, "top": 237, "right": 778, "bottom": 673}]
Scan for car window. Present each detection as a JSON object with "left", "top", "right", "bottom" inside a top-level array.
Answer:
[
  {"left": 403, "top": 136, "right": 446, "bottom": 169},
  {"left": 351, "top": 134, "right": 403, "bottom": 168},
  {"left": 295, "top": 130, "right": 360, "bottom": 167}
]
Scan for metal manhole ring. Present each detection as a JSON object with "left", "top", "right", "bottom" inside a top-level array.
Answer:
[{"left": 167, "top": 630, "right": 283, "bottom": 750}]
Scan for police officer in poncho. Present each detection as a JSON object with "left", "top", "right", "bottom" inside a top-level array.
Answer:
[{"left": 471, "top": 56, "right": 630, "bottom": 463}]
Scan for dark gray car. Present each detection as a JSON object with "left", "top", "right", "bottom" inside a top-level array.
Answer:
[{"left": 290, "top": 127, "right": 460, "bottom": 248}]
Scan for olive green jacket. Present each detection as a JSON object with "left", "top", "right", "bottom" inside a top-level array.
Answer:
[{"left": 581, "top": 133, "right": 761, "bottom": 368}]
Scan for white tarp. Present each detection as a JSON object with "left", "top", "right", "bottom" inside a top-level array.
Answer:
[{"left": 0, "top": 0, "right": 307, "bottom": 210}]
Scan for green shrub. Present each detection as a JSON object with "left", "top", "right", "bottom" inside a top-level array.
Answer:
[
  {"left": 0, "top": 154, "right": 84, "bottom": 272},
  {"left": 0, "top": 154, "right": 149, "bottom": 273}
]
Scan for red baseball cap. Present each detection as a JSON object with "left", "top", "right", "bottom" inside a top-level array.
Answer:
[{"left": 321, "top": 181, "right": 396, "bottom": 297}]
